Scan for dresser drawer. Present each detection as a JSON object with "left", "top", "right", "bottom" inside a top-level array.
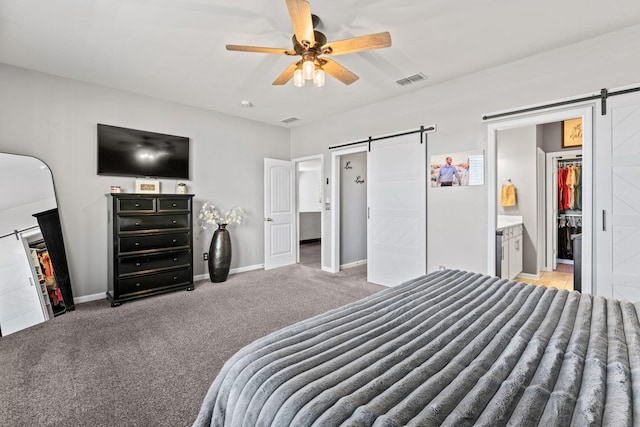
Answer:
[
  {"left": 117, "top": 267, "right": 192, "bottom": 296},
  {"left": 117, "top": 198, "right": 156, "bottom": 213},
  {"left": 118, "top": 214, "right": 189, "bottom": 232},
  {"left": 158, "top": 197, "right": 191, "bottom": 211},
  {"left": 118, "top": 250, "right": 192, "bottom": 275},
  {"left": 119, "top": 232, "right": 190, "bottom": 253}
]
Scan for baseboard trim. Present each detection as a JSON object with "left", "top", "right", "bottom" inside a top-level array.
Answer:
[
  {"left": 194, "top": 263, "right": 264, "bottom": 282},
  {"left": 74, "top": 292, "right": 106, "bottom": 304},
  {"left": 74, "top": 264, "right": 266, "bottom": 303},
  {"left": 340, "top": 259, "right": 367, "bottom": 269},
  {"left": 516, "top": 272, "right": 540, "bottom": 280}
]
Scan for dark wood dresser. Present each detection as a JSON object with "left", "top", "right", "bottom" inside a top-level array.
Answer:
[{"left": 106, "top": 193, "right": 194, "bottom": 306}]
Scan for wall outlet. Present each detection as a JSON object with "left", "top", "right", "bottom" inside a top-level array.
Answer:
[{"left": 203, "top": 253, "right": 208, "bottom": 261}]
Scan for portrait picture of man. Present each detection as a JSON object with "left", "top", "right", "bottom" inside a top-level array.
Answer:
[{"left": 431, "top": 150, "right": 485, "bottom": 188}]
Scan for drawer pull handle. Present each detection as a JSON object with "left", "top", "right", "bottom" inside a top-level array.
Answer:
[
  {"left": 135, "top": 203, "right": 140, "bottom": 208},
  {"left": 135, "top": 222, "right": 140, "bottom": 226},
  {"left": 172, "top": 203, "right": 177, "bottom": 207},
  {"left": 173, "top": 276, "right": 178, "bottom": 280},
  {"left": 172, "top": 220, "right": 177, "bottom": 224},
  {"left": 172, "top": 239, "right": 177, "bottom": 243},
  {"left": 134, "top": 242, "right": 140, "bottom": 246},
  {"left": 173, "top": 258, "right": 178, "bottom": 262},
  {"left": 135, "top": 282, "right": 141, "bottom": 287},
  {"left": 135, "top": 262, "right": 141, "bottom": 267}
]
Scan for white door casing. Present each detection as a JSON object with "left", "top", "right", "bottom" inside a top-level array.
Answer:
[
  {"left": 487, "top": 105, "right": 593, "bottom": 295},
  {"left": 596, "top": 91, "right": 640, "bottom": 301},
  {"left": 331, "top": 145, "right": 368, "bottom": 273},
  {"left": 536, "top": 147, "right": 546, "bottom": 273},
  {"left": 264, "top": 158, "right": 296, "bottom": 270},
  {"left": 367, "top": 134, "right": 426, "bottom": 286}
]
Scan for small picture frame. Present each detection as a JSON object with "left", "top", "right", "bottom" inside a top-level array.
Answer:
[
  {"left": 562, "top": 118, "right": 583, "bottom": 148},
  {"left": 135, "top": 178, "right": 160, "bottom": 194}
]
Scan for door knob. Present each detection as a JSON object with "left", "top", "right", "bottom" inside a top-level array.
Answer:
[{"left": 265, "top": 217, "right": 273, "bottom": 222}]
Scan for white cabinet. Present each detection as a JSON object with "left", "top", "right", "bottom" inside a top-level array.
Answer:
[
  {"left": 498, "top": 224, "right": 523, "bottom": 280},
  {"left": 508, "top": 232, "right": 523, "bottom": 280}
]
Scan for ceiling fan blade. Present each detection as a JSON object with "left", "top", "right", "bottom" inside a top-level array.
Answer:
[
  {"left": 272, "top": 62, "right": 300, "bottom": 85},
  {"left": 321, "top": 32, "right": 391, "bottom": 56},
  {"left": 321, "top": 58, "right": 359, "bottom": 85},
  {"left": 226, "top": 45, "right": 297, "bottom": 55},
  {"left": 285, "top": 0, "right": 315, "bottom": 48}
]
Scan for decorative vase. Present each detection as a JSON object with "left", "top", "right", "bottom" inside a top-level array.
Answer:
[{"left": 208, "top": 223, "right": 232, "bottom": 282}]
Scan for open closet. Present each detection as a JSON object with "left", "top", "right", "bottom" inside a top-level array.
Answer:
[
  {"left": 548, "top": 148, "right": 582, "bottom": 291},
  {"left": 556, "top": 157, "right": 582, "bottom": 265}
]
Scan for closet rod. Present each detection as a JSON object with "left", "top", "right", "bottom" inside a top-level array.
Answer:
[
  {"left": 0, "top": 225, "right": 39, "bottom": 241},
  {"left": 328, "top": 125, "right": 435, "bottom": 150},
  {"left": 482, "top": 85, "right": 640, "bottom": 121}
]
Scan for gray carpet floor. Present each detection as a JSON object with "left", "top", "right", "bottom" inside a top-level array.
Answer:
[{"left": 0, "top": 264, "right": 382, "bottom": 427}]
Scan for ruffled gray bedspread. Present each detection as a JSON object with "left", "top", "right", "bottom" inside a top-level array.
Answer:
[{"left": 193, "top": 269, "right": 640, "bottom": 426}]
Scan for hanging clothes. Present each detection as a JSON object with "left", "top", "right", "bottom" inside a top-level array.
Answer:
[
  {"left": 573, "top": 165, "right": 582, "bottom": 209},
  {"left": 40, "top": 252, "right": 54, "bottom": 277},
  {"left": 557, "top": 162, "right": 582, "bottom": 211}
]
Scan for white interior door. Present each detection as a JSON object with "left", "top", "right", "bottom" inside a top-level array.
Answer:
[
  {"left": 0, "top": 233, "right": 46, "bottom": 335},
  {"left": 367, "top": 134, "right": 426, "bottom": 286},
  {"left": 264, "top": 158, "right": 296, "bottom": 270},
  {"left": 597, "top": 91, "right": 640, "bottom": 301}
]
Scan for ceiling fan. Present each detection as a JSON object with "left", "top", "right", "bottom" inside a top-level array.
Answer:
[{"left": 226, "top": 0, "right": 391, "bottom": 87}]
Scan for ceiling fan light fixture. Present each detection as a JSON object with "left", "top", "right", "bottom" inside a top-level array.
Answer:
[
  {"left": 313, "top": 67, "right": 325, "bottom": 87},
  {"left": 293, "top": 68, "right": 305, "bottom": 87},
  {"left": 302, "top": 58, "right": 315, "bottom": 80}
]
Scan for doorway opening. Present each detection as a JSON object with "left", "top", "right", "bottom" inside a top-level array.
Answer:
[
  {"left": 488, "top": 105, "right": 593, "bottom": 295},
  {"left": 330, "top": 145, "right": 368, "bottom": 273},
  {"left": 294, "top": 155, "right": 324, "bottom": 270}
]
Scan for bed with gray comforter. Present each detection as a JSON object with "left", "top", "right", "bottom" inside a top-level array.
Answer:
[{"left": 193, "top": 269, "right": 640, "bottom": 426}]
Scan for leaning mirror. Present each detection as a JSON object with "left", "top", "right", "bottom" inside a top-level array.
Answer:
[{"left": 0, "top": 153, "right": 74, "bottom": 336}]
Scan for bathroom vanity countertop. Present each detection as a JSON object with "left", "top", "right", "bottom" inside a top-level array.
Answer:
[{"left": 497, "top": 215, "right": 523, "bottom": 230}]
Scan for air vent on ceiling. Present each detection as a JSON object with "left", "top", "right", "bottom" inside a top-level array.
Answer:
[
  {"left": 395, "top": 73, "right": 427, "bottom": 86},
  {"left": 280, "top": 116, "right": 301, "bottom": 124}
]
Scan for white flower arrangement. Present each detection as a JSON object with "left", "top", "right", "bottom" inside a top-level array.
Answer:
[{"left": 199, "top": 202, "right": 244, "bottom": 228}]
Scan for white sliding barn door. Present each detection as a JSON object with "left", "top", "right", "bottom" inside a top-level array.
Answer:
[
  {"left": 0, "top": 234, "right": 46, "bottom": 335},
  {"left": 264, "top": 158, "right": 296, "bottom": 270},
  {"left": 367, "top": 134, "right": 426, "bottom": 286},
  {"left": 597, "top": 91, "right": 640, "bottom": 301}
]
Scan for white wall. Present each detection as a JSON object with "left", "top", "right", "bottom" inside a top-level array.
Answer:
[
  {"left": 340, "top": 152, "right": 367, "bottom": 265},
  {"left": 497, "top": 126, "right": 537, "bottom": 274},
  {"left": 290, "top": 25, "right": 640, "bottom": 274},
  {"left": 299, "top": 212, "right": 321, "bottom": 241},
  {"left": 298, "top": 169, "right": 322, "bottom": 212},
  {"left": 0, "top": 64, "right": 290, "bottom": 298}
]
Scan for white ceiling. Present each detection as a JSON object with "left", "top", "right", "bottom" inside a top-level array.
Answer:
[{"left": 1, "top": 0, "right": 639, "bottom": 128}]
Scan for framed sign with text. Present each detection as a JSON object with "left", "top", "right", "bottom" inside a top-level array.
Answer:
[{"left": 562, "top": 118, "right": 583, "bottom": 148}]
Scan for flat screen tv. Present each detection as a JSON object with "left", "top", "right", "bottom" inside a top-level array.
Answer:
[{"left": 97, "top": 124, "right": 190, "bottom": 179}]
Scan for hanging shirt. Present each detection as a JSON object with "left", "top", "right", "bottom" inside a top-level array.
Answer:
[
  {"left": 558, "top": 167, "right": 565, "bottom": 210},
  {"left": 574, "top": 165, "right": 582, "bottom": 210},
  {"left": 40, "top": 252, "right": 54, "bottom": 277},
  {"left": 438, "top": 165, "right": 460, "bottom": 185}
]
